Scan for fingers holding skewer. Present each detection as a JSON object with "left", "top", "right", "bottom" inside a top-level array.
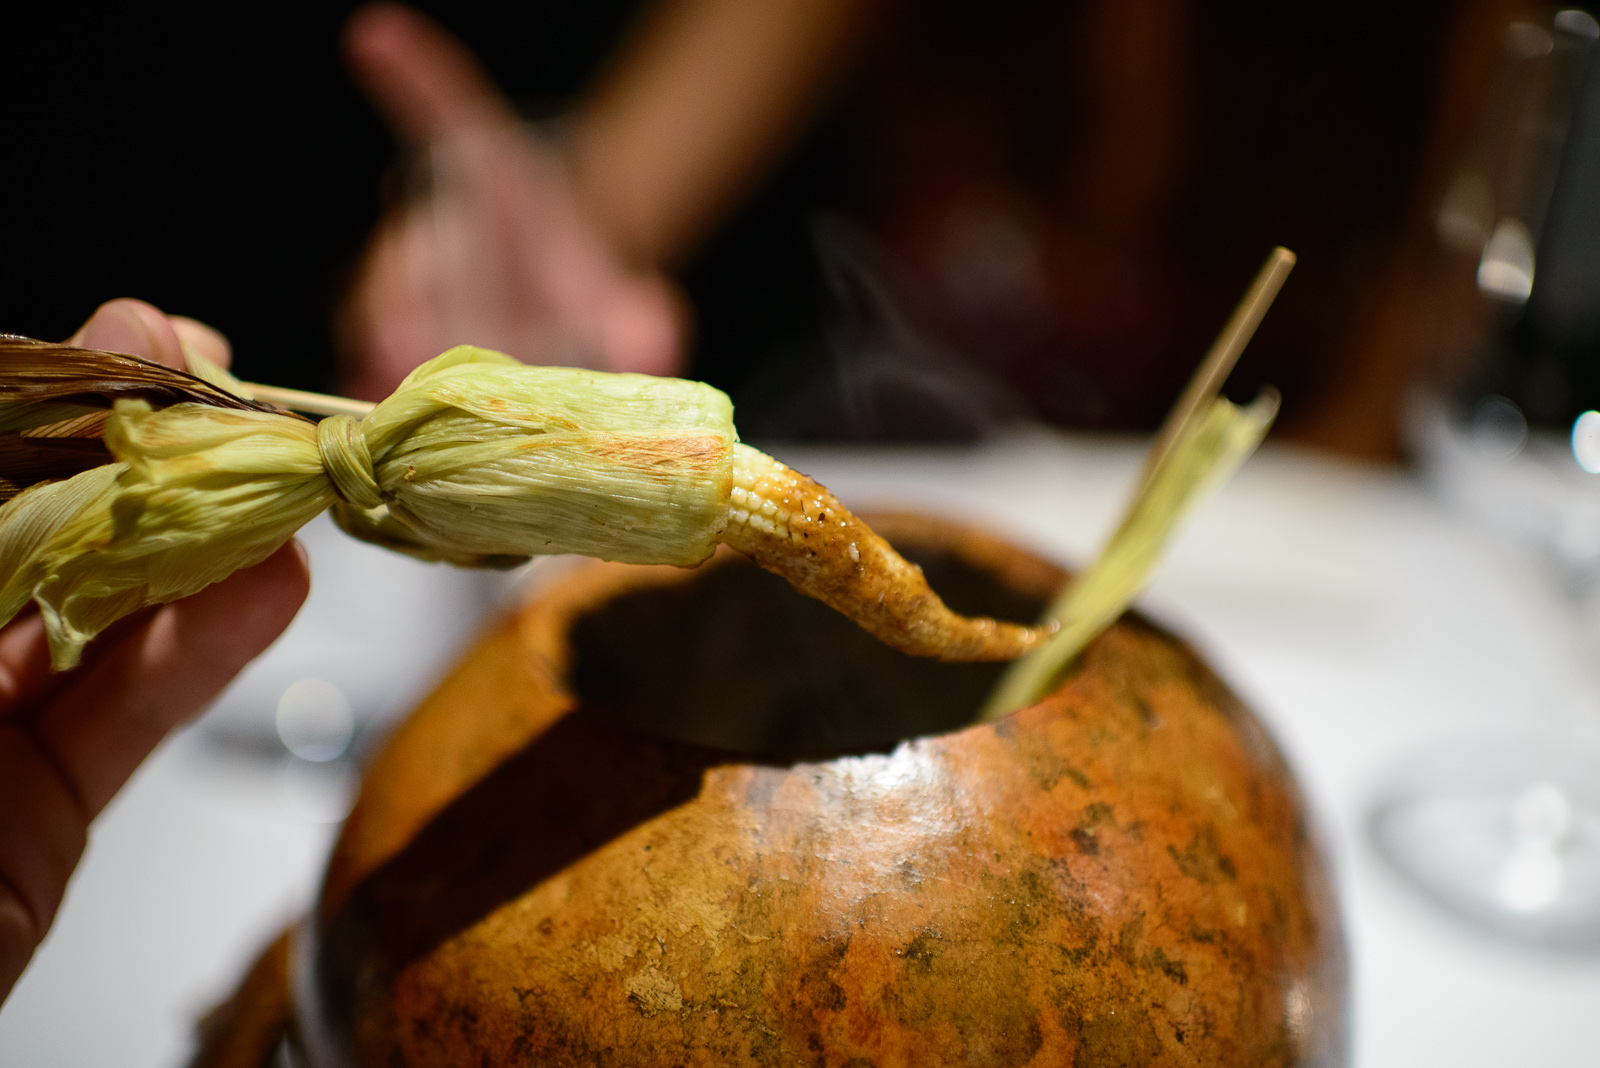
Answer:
[{"left": 0, "top": 301, "right": 311, "bottom": 1004}]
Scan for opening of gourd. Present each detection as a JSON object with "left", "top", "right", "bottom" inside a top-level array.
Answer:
[{"left": 567, "top": 544, "right": 1048, "bottom": 759}]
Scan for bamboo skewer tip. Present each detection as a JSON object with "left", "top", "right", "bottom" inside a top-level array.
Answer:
[
  {"left": 981, "top": 245, "right": 1297, "bottom": 720},
  {"left": 242, "top": 382, "right": 377, "bottom": 419},
  {"left": 1134, "top": 247, "right": 1296, "bottom": 491}
]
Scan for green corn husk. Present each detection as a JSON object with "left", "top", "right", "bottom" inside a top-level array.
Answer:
[
  {"left": 0, "top": 464, "right": 125, "bottom": 630},
  {"left": 978, "top": 389, "right": 1279, "bottom": 722},
  {"left": 18, "top": 404, "right": 332, "bottom": 669},
  {"left": 345, "top": 346, "right": 735, "bottom": 567},
  {"left": 0, "top": 344, "right": 736, "bottom": 669}
]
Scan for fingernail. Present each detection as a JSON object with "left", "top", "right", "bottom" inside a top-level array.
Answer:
[{"left": 77, "top": 302, "right": 158, "bottom": 357}]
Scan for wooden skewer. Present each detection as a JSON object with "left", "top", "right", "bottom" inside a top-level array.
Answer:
[
  {"left": 978, "top": 246, "right": 1295, "bottom": 721},
  {"left": 1132, "top": 246, "right": 1295, "bottom": 493},
  {"left": 242, "top": 382, "right": 377, "bottom": 418}
]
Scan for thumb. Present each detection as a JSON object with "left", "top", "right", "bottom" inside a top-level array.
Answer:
[
  {"left": 66, "top": 299, "right": 186, "bottom": 370},
  {"left": 343, "top": 2, "right": 515, "bottom": 146}
]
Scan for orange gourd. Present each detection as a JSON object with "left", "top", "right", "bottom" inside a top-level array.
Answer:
[{"left": 197, "top": 515, "right": 1344, "bottom": 1068}]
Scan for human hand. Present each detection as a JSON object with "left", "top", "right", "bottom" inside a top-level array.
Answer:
[
  {"left": 338, "top": 3, "right": 685, "bottom": 400},
  {"left": 0, "top": 300, "right": 312, "bottom": 1004}
]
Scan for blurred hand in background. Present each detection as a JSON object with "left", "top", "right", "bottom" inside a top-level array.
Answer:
[
  {"left": 0, "top": 300, "right": 311, "bottom": 1004},
  {"left": 337, "top": 4, "right": 685, "bottom": 399}
]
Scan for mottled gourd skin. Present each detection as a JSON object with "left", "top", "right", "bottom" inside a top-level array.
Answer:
[{"left": 295, "top": 517, "right": 1345, "bottom": 1068}]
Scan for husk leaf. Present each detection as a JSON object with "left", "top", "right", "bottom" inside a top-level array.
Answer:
[
  {"left": 0, "top": 344, "right": 738, "bottom": 668},
  {"left": 23, "top": 401, "right": 332, "bottom": 669},
  {"left": 354, "top": 346, "right": 736, "bottom": 567},
  {"left": 979, "top": 389, "right": 1279, "bottom": 721}
]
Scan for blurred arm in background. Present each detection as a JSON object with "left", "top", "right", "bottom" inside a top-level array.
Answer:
[
  {"left": 337, "top": 0, "right": 872, "bottom": 399},
  {"left": 339, "top": 0, "right": 1551, "bottom": 461}
]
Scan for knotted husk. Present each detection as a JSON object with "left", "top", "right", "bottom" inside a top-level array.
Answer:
[
  {"left": 190, "top": 515, "right": 1346, "bottom": 1068},
  {"left": 0, "top": 344, "right": 735, "bottom": 669}
]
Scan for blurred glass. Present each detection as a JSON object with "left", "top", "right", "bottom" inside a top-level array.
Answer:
[
  {"left": 1393, "top": 8, "right": 1600, "bottom": 950},
  {"left": 1371, "top": 737, "right": 1600, "bottom": 950},
  {"left": 1425, "top": 9, "right": 1600, "bottom": 425}
]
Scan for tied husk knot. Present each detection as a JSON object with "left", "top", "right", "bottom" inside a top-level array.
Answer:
[
  {"left": 317, "top": 414, "right": 383, "bottom": 510},
  {"left": 0, "top": 343, "right": 736, "bottom": 669}
]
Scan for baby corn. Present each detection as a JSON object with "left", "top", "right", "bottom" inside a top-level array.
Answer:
[{"left": 0, "top": 341, "right": 1050, "bottom": 669}]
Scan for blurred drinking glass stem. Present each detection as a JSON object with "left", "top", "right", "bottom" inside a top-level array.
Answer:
[
  {"left": 1390, "top": 8, "right": 1600, "bottom": 950},
  {"left": 1426, "top": 10, "right": 1598, "bottom": 412}
]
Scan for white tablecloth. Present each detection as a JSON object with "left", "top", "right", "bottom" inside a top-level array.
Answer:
[{"left": 3, "top": 430, "right": 1598, "bottom": 1066}]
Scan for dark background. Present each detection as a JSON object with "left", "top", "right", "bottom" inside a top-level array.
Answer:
[
  {"left": 0, "top": 3, "right": 644, "bottom": 392},
  {"left": 0, "top": 0, "right": 1450, "bottom": 437},
  {"left": 13, "top": 3, "right": 1596, "bottom": 441}
]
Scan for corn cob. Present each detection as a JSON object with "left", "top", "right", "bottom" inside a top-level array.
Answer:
[
  {"left": 0, "top": 339, "right": 1051, "bottom": 669},
  {"left": 724, "top": 444, "right": 1047, "bottom": 660}
]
